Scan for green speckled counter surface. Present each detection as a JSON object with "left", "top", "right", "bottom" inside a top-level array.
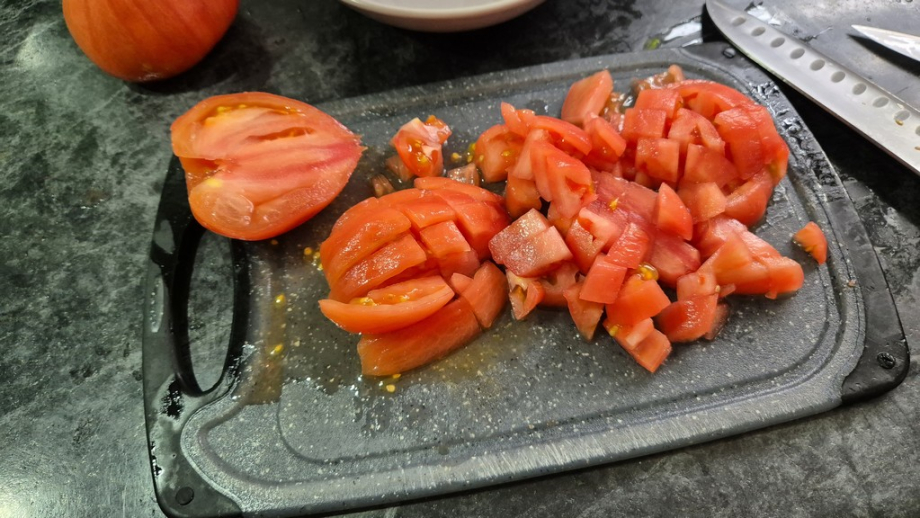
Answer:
[{"left": 1, "top": 1, "right": 918, "bottom": 516}]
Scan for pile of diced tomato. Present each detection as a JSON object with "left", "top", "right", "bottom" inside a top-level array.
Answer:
[{"left": 319, "top": 65, "right": 825, "bottom": 376}]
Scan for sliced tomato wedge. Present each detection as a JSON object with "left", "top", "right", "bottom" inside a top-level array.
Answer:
[
  {"left": 457, "top": 261, "right": 508, "bottom": 328},
  {"left": 634, "top": 88, "right": 682, "bottom": 119},
  {"left": 605, "top": 274, "right": 671, "bottom": 327},
  {"left": 564, "top": 281, "right": 605, "bottom": 341},
  {"left": 656, "top": 294, "right": 718, "bottom": 343},
  {"left": 391, "top": 115, "right": 452, "bottom": 178},
  {"left": 357, "top": 297, "right": 482, "bottom": 376},
  {"left": 793, "top": 221, "right": 828, "bottom": 265},
  {"left": 580, "top": 254, "right": 627, "bottom": 304},
  {"left": 561, "top": 70, "right": 614, "bottom": 127},
  {"left": 655, "top": 183, "right": 693, "bottom": 240},
  {"left": 171, "top": 92, "right": 364, "bottom": 240},
  {"left": 628, "top": 329, "right": 672, "bottom": 373},
  {"left": 621, "top": 108, "right": 667, "bottom": 142},
  {"left": 474, "top": 124, "right": 523, "bottom": 182},
  {"left": 635, "top": 138, "right": 681, "bottom": 183},
  {"left": 318, "top": 276, "right": 455, "bottom": 334},
  {"left": 507, "top": 271, "right": 546, "bottom": 320}
]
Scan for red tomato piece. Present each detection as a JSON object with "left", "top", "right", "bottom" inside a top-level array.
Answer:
[
  {"left": 565, "top": 219, "right": 605, "bottom": 273},
  {"left": 419, "top": 220, "right": 472, "bottom": 258},
  {"left": 593, "top": 173, "right": 659, "bottom": 223},
  {"left": 656, "top": 294, "right": 718, "bottom": 343},
  {"left": 678, "top": 182, "right": 726, "bottom": 223},
  {"left": 606, "top": 222, "right": 651, "bottom": 269},
  {"left": 605, "top": 274, "right": 671, "bottom": 327},
  {"left": 580, "top": 255, "right": 627, "bottom": 304},
  {"left": 489, "top": 209, "right": 551, "bottom": 264},
  {"left": 330, "top": 233, "right": 428, "bottom": 302},
  {"left": 759, "top": 256, "right": 805, "bottom": 299},
  {"left": 738, "top": 104, "right": 790, "bottom": 185},
  {"left": 562, "top": 70, "right": 615, "bottom": 127},
  {"left": 501, "top": 102, "right": 535, "bottom": 137},
  {"left": 538, "top": 262, "right": 580, "bottom": 307},
  {"left": 474, "top": 124, "right": 524, "bottom": 183},
  {"left": 667, "top": 108, "right": 725, "bottom": 158},
  {"left": 655, "top": 183, "right": 693, "bottom": 240},
  {"left": 320, "top": 207, "right": 411, "bottom": 287},
  {"left": 621, "top": 108, "right": 667, "bottom": 143},
  {"left": 437, "top": 249, "right": 481, "bottom": 279},
  {"left": 449, "top": 272, "right": 473, "bottom": 294},
  {"left": 319, "top": 276, "right": 455, "bottom": 334},
  {"left": 634, "top": 88, "right": 683, "bottom": 119},
  {"left": 793, "top": 221, "right": 828, "bottom": 265},
  {"left": 171, "top": 92, "right": 364, "bottom": 241},
  {"left": 682, "top": 144, "right": 738, "bottom": 187},
  {"left": 391, "top": 115, "right": 452, "bottom": 178},
  {"left": 583, "top": 115, "right": 628, "bottom": 170},
  {"left": 564, "top": 281, "right": 605, "bottom": 341},
  {"left": 539, "top": 143, "right": 596, "bottom": 219},
  {"left": 580, "top": 202, "right": 628, "bottom": 251},
  {"left": 529, "top": 116, "right": 593, "bottom": 155},
  {"left": 704, "top": 302, "right": 731, "bottom": 340},
  {"left": 724, "top": 170, "right": 772, "bottom": 226},
  {"left": 509, "top": 129, "right": 551, "bottom": 181},
  {"left": 669, "top": 80, "right": 754, "bottom": 120},
  {"left": 445, "top": 163, "right": 481, "bottom": 186},
  {"left": 713, "top": 107, "right": 765, "bottom": 180},
  {"left": 635, "top": 138, "right": 681, "bottom": 183},
  {"left": 628, "top": 329, "right": 672, "bottom": 373},
  {"left": 704, "top": 232, "right": 755, "bottom": 285},
  {"left": 398, "top": 195, "right": 457, "bottom": 229},
  {"left": 505, "top": 174, "right": 542, "bottom": 219},
  {"left": 429, "top": 189, "right": 509, "bottom": 260},
  {"left": 357, "top": 297, "right": 482, "bottom": 376},
  {"left": 507, "top": 271, "right": 546, "bottom": 320},
  {"left": 676, "top": 268, "right": 719, "bottom": 300},
  {"left": 606, "top": 317, "right": 655, "bottom": 352},
  {"left": 648, "top": 233, "right": 701, "bottom": 287},
  {"left": 504, "top": 226, "right": 574, "bottom": 277},
  {"left": 456, "top": 261, "right": 507, "bottom": 329},
  {"left": 414, "top": 176, "right": 504, "bottom": 205}
]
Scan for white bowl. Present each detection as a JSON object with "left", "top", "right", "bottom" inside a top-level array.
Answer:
[{"left": 339, "top": 0, "right": 545, "bottom": 32}]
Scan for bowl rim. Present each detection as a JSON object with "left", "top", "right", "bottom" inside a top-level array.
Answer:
[{"left": 339, "top": 0, "right": 541, "bottom": 19}]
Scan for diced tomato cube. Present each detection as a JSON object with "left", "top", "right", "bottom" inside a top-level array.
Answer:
[
  {"left": 682, "top": 144, "right": 738, "bottom": 187},
  {"left": 667, "top": 108, "right": 725, "bottom": 158},
  {"left": 655, "top": 183, "right": 693, "bottom": 240},
  {"left": 656, "top": 294, "right": 718, "bottom": 343},
  {"left": 704, "top": 302, "right": 731, "bottom": 340},
  {"left": 622, "top": 108, "right": 667, "bottom": 142},
  {"left": 724, "top": 170, "right": 772, "bottom": 226},
  {"left": 583, "top": 116, "right": 628, "bottom": 169},
  {"left": 489, "top": 208, "right": 551, "bottom": 264},
  {"left": 628, "top": 329, "right": 672, "bottom": 373},
  {"left": 474, "top": 124, "right": 524, "bottom": 183},
  {"left": 501, "top": 102, "right": 534, "bottom": 137},
  {"left": 605, "top": 274, "right": 671, "bottom": 326},
  {"left": 679, "top": 182, "right": 726, "bottom": 223},
  {"left": 580, "top": 254, "right": 627, "bottom": 304},
  {"left": 635, "top": 138, "right": 681, "bottom": 183},
  {"left": 437, "top": 249, "right": 480, "bottom": 279},
  {"left": 530, "top": 115, "right": 593, "bottom": 155},
  {"left": 648, "top": 233, "right": 701, "bottom": 287},
  {"left": 579, "top": 203, "right": 627, "bottom": 251},
  {"left": 669, "top": 80, "right": 753, "bottom": 120},
  {"left": 759, "top": 255, "right": 805, "bottom": 299},
  {"left": 561, "top": 70, "right": 615, "bottom": 127},
  {"left": 449, "top": 272, "right": 473, "bottom": 294},
  {"left": 507, "top": 271, "right": 545, "bottom": 320},
  {"left": 504, "top": 173, "right": 542, "bottom": 219},
  {"left": 737, "top": 104, "right": 790, "bottom": 185},
  {"left": 565, "top": 219, "right": 605, "bottom": 273},
  {"left": 564, "top": 281, "right": 605, "bottom": 341},
  {"left": 538, "top": 261, "right": 580, "bottom": 307},
  {"left": 357, "top": 297, "right": 482, "bottom": 376},
  {"left": 606, "top": 221, "right": 651, "bottom": 268},
  {"left": 541, "top": 144, "right": 595, "bottom": 219},
  {"left": 457, "top": 261, "right": 507, "bottom": 329},
  {"left": 714, "top": 107, "right": 765, "bottom": 180},
  {"left": 419, "top": 220, "right": 472, "bottom": 258},
  {"left": 793, "top": 221, "right": 828, "bottom": 265},
  {"left": 504, "top": 226, "right": 574, "bottom": 277},
  {"left": 634, "top": 88, "right": 683, "bottom": 119},
  {"left": 606, "top": 317, "right": 655, "bottom": 352},
  {"left": 676, "top": 268, "right": 719, "bottom": 300}
]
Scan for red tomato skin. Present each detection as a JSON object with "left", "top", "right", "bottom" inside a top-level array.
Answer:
[
  {"left": 398, "top": 195, "right": 457, "bottom": 229},
  {"left": 561, "top": 70, "right": 615, "bottom": 127},
  {"left": 713, "top": 108, "right": 765, "bottom": 180},
  {"left": 458, "top": 261, "right": 508, "bottom": 329},
  {"left": 529, "top": 116, "right": 593, "bottom": 155},
  {"left": 318, "top": 276, "right": 455, "bottom": 334},
  {"left": 64, "top": 0, "right": 238, "bottom": 82},
  {"left": 330, "top": 234, "right": 428, "bottom": 302},
  {"left": 605, "top": 222, "right": 651, "bottom": 269},
  {"left": 172, "top": 92, "right": 363, "bottom": 241},
  {"left": 656, "top": 294, "right": 718, "bottom": 343},
  {"left": 793, "top": 221, "right": 828, "bottom": 265},
  {"left": 629, "top": 329, "right": 672, "bottom": 373},
  {"left": 724, "top": 170, "right": 773, "bottom": 226},
  {"left": 564, "top": 281, "right": 605, "bottom": 341},
  {"left": 357, "top": 298, "right": 482, "bottom": 376},
  {"left": 320, "top": 207, "right": 412, "bottom": 286},
  {"left": 648, "top": 233, "right": 701, "bottom": 287}
]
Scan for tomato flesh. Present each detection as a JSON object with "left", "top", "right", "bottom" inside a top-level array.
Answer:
[
  {"left": 561, "top": 70, "right": 615, "bottom": 127},
  {"left": 793, "top": 221, "right": 828, "bottom": 265},
  {"left": 391, "top": 115, "right": 452, "bottom": 178}
]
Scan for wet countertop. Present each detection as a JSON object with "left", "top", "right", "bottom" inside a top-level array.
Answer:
[{"left": 1, "top": 1, "right": 919, "bottom": 517}]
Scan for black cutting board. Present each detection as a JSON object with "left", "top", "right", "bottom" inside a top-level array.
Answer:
[{"left": 142, "top": 44, "right": 908, "bottom": 518}]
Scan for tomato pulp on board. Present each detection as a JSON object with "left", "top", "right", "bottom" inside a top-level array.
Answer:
[{"left": 171, "top": 92, "right": 363, "bottom": 241}]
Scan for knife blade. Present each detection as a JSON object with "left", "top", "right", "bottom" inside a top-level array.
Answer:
[
  {"left": 852, "top": 25, "right": 920, "bottom": 63},
  {"left": 706, "top": 0, "right": 920, "bottom": 176}
]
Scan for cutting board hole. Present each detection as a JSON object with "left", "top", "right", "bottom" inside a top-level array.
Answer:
[{"left": 187, "top": 231, "right": 235, "bottom": 392}]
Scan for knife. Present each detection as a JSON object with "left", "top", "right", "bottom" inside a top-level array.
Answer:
[
  {"left": 706, "top": 0, "right": 920, "bottom": 176},
  {"left": 852, "top": 25, "right": 920, "bottom": 63}
]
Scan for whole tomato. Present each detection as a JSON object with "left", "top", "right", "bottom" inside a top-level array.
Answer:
[{"left": 62, "top": 0, "right": 239, "bottom": 82}]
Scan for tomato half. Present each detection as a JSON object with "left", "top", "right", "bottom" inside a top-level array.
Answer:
[{"left": 171, "top": 92, "right": 363, "bottom": 241}]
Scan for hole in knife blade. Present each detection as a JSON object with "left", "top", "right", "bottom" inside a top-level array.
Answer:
[
  {"left": 810, "top": 59, "right": 825, "bottom": 71},
  {"left": 731, "top": 17, "right": 746, "bottom": 26},
  {"left": 915, "top": 125, "right": 920, "bottom": 136},
  {"left": 790, "top": 48, "right": 805, "bottom": 59},
  {"left": 831, "top": 71, "right": 845, "bottom": 83},
  {"left": 752, "top": 27, "right": 766, "bottom": 36},
  {"left": 853, "top": 83, "right": 867, "bottom": 95},
  {"left": 770, "top": 37, "right": 785, "bottom": 48},
  {"left": 873, "top": 97, "right": 889, "bottom": 108}
]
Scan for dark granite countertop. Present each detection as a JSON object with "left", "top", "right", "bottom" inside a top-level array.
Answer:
[{"left": 1, "top": 1, "right": 918, "bottom": 517}]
